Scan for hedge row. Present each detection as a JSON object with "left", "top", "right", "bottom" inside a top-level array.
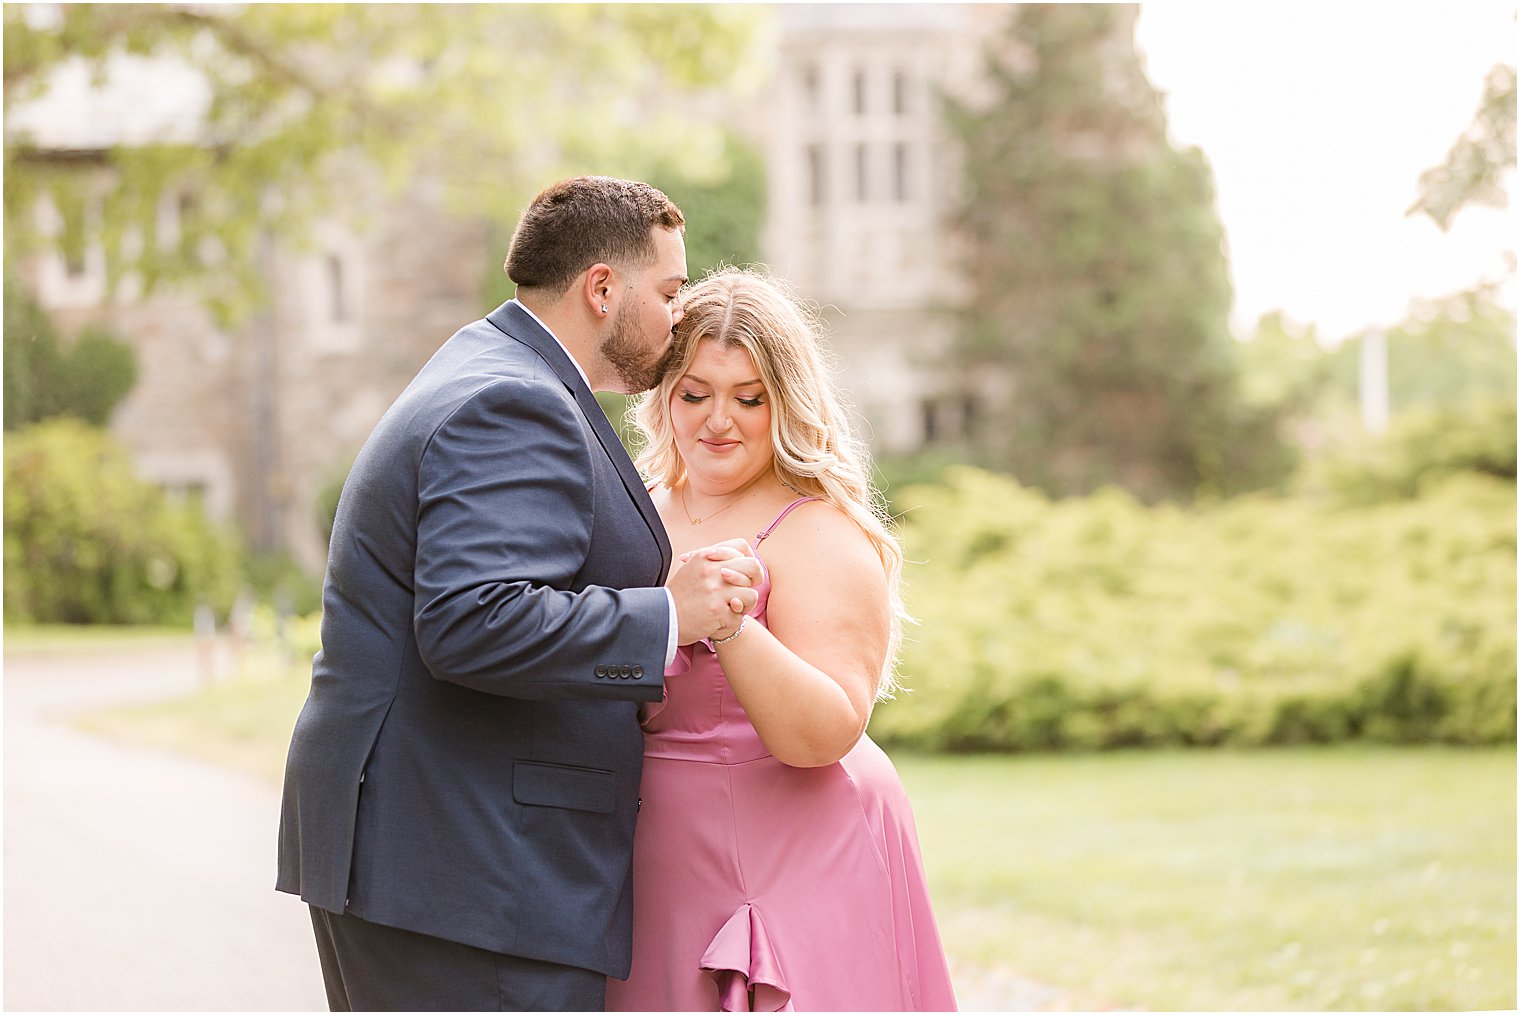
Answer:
[{"left": 870, "top": 466, "right": 1515, "bottom": 750}]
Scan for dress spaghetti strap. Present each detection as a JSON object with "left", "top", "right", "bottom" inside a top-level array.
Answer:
[{"left": 755, "top": 497, "right": 820, "bottom": 544}]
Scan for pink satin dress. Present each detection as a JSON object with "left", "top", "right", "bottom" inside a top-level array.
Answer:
[{"left": 605, "top": 498, "right": 958, "bottom": 1012}]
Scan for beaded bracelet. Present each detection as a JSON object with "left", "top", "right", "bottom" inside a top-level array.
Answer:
[{"left": 711, "top": 614, "right": 748, "bottom": 645}]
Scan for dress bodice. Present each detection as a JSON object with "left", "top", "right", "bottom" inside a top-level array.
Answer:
[{"left": 640, "top": 497, "right": 817, "bottom": 764}]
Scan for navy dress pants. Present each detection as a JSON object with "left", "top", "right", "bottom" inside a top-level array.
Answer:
[{"left": 309, "top": 906, "right": 607, "bottom": 1012}]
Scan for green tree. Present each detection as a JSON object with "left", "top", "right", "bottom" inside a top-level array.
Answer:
[
  {"left": 648, "top": 132, "right": 767, "bottom": 279},
  {"left": 3, "top": 274, "right": 137, "bottom": 429},
  {"left": 947, "top": 4, "right": 1284, "bottom": 500},
  {"left": 4, "top": 4, "right": 767, "bottom": 324},
  {"left": 1409, "top": 62, "right": 1517, "bottom": 230},
  {"left": 1236, "top": 312, "right": 1333, "bottom": 418},
  {"left": 1324, "top": 284, "right": 1518, "bottom": 417}
]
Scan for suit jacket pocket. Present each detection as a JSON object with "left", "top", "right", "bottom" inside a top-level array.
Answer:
[{"left": 512, "top": 760, "right": 616, "bottom": 814}]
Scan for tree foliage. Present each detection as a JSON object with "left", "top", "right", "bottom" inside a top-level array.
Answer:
[
  {"left": 1301, "top": 399, "right": 1516, "bottom": 505},
  {"left": 4, "top": 418, "right": 245, "bottom": 624},
  {"left": 1409, "top": 62, "right": 1517, "bottom": 230},
  {"left": 3, "top": 274, "right": 137, "bottom": 429},
  {"left": 1327, "top": 284, "right": 1517, "bottom": 417},
  {"left": 947, "top": 4, "right": 1285, "bottom": 501},
  {"left": 3, "top": 3, "right": 767, "bottom": 324},
  {"left": 648, "top": 132, "right": 768, "bottom": 281}
]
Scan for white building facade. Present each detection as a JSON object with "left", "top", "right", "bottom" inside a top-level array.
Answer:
[{"left": 759, "top": 4, "right": 1006, "bottom": 452}]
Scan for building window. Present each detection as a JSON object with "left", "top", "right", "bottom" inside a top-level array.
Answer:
[
  {"left": 178, "top": 192, "right": 197, "bottom": 243},
  {"left": 961, "top": 394, "right": 980, "bottom": 439},
  {"left": 894, "top": 70, "right": 910, "bottom": 115},
  {"left": 327, "top": 254, "right": 350, "bottom": 323},
  {"left": 920, "top": 398, "right": 940, "bottom": 443},
  {"left": 853, "top": 70, "right": 867, "bottom": 115},
  {"left": 309, "top": 221, "right": 364, "bottom": 352},
  {"left": 807, "top": 144, "right": 826, "bottom": 206},
  {"left": 162, "top": 481, "right": 210, "bottom": 512},
  {"left": 893, "top": 143, "right": 910, "bottom": 202},
  {"left": 854, "top": 144, "right": 869, "bottom": 201},
  {"left": 801, "top": 64, "right": 820, "bottom": 112}
]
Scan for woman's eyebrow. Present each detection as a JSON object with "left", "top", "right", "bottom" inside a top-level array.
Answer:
[{"left": 682, "top": 374, "right": 764, "bottom": 387}]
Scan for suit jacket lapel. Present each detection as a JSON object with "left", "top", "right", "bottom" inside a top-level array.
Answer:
[{"left": 486, "top": 301, "right": 673, "bottom": 578}]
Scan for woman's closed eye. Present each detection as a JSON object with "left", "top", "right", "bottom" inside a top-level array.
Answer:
[{"left": 679, "top": 391, "right": 766, "bottom": 408}]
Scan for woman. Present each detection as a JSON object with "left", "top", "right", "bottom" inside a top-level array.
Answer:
[{"left": 605, "top": 267, "right": 957, "bottom": 1012}]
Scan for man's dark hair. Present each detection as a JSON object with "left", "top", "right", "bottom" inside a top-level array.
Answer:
[{"left": 505, "top": 176, "right": 685, "bottom": 295}]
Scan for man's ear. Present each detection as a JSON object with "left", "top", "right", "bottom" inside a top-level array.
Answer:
[{"left": 582, "top": 263, "right": 616, "bottom": 317}]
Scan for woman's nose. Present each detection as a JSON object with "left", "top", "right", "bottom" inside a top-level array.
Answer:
[{"left": 706, "top": 409, "right": 733, "bottom": 433}]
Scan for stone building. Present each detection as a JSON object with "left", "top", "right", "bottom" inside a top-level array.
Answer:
[
  {"left": 758, "top": 3, "right": 1007, "bottom": 453},
  {"left": 8, "top": 48, "right": 497, "bottom": 572},
  {"left": 11, "top": 4, "right": 1010, "bottom": 572},
  {"left": 20, "top": 162, "right": 491, "bottom": 571}
]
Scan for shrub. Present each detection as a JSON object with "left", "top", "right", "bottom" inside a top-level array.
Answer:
[
  {"left": 4, "top": 275, "right": 137, "bottom": 430},
  {"left": 1303, "top": 399, "right": 1516, "bottom": 505},
  {"left": 871, "top": 466, "right": 1516, "bottom": 750},
  {"left": 4, "top": 419, "right": 244, "bottom": 625}
]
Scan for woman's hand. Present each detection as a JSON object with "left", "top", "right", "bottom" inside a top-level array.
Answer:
[{"left": 667, "top": 539, "right": 763, "bottom": 644}]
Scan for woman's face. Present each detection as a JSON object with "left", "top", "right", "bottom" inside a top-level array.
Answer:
[{"left": 670, "top": 339, "right": 774, "bottom": 492}]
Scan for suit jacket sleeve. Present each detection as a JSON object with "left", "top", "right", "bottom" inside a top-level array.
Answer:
[{"left": 412, "top": 376, "right": 668, "bottom": 700}]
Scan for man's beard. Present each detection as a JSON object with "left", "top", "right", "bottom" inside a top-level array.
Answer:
[{"left": 601, "top": 305, "right": 676, "bottom": 393}]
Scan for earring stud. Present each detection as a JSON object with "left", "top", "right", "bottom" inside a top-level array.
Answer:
[{"left": 600, "top": 305, "right": 609, "bottom": 314}]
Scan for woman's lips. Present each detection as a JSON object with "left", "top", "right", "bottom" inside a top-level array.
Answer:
[{"left": 700, "top": 439, "right": 740, "bottom": 453}]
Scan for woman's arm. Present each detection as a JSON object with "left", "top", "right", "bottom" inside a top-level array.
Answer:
[{"left": 712, "top": 502, "right": 890, "bottom": 767}]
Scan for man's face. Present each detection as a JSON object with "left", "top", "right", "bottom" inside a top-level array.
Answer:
[{"left": 600, "top": 227, "right": 687, "bottom": 393}]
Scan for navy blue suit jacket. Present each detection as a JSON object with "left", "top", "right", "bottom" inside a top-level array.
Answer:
[{"left": 276, "top": 301, "right": 672, "bottom": 978}]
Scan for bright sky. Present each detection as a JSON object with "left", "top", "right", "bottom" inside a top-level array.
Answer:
[{"left": 1133, "top": 2, "right": 1518, "bottom": 342}]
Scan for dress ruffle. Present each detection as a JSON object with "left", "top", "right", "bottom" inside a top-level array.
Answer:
[{"left": 699, "top": 903, "right": 793, "bottom": 1012}]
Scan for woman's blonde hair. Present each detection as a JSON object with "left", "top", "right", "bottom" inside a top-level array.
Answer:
[{"left": 630, "top": 265, "right": 908, "bottom": 698}]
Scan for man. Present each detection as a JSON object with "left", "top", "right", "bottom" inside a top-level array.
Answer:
[{"left": 277, "top": 176, "right": 760, "bottom": 1011}]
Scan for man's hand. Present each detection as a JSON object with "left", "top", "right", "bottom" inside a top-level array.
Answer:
[{"left": 668, "top": 539, "right": 763, "bottom": 645}]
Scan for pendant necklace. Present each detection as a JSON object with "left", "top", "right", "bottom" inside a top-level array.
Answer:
[{"left": 679, "top": 475, "right": 765, "bottom": 526}]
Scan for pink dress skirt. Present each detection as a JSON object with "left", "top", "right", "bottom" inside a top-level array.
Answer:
[{"left": 605, "top": 501, "right": 957, "bottom": 1012}]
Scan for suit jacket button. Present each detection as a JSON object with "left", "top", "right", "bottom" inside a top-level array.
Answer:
[
  {"left": 632, "top": 665, "right": 644, "bottom": 679},
  {"left": 595, "top": 665, "right": 607, "bottom": 678},
  {"left": 619, "top": 665, "right": 632, "bottom": 678}
]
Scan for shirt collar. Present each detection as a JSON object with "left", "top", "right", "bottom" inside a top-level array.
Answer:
[{"left": 511, "top": 298, "right": 592, "bottom": 391}]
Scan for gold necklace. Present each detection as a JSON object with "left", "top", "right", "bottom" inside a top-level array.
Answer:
[{"left": 679, "top": 477, "right": 763, "bottom": 525}]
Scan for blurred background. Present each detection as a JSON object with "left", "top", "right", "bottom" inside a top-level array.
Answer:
[{"left": 3, "top": 3, "right": 1514, "bottom": 1011}]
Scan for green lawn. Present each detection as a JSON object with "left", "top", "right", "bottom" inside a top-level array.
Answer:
[
  {"left": 895, "top": 747, "right": 1516, "bottom": 1011},
  {"left": 75, "top": 671, "right": 1515, "bottom": 1011},
  {"left": 4, "top": 623, "right": 193, "bottom": 653}
]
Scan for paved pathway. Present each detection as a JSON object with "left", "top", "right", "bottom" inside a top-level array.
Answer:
[
  {"left": 4, "top": 643, "right": 327, "bottom": 1011},
  {"left": 4, "top": 641, "right": 1086, "bottom": 1012}
]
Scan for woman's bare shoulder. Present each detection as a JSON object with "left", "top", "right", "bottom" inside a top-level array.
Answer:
[{"left": 762, "top": 499, "right": 883, "bottom": 587}]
